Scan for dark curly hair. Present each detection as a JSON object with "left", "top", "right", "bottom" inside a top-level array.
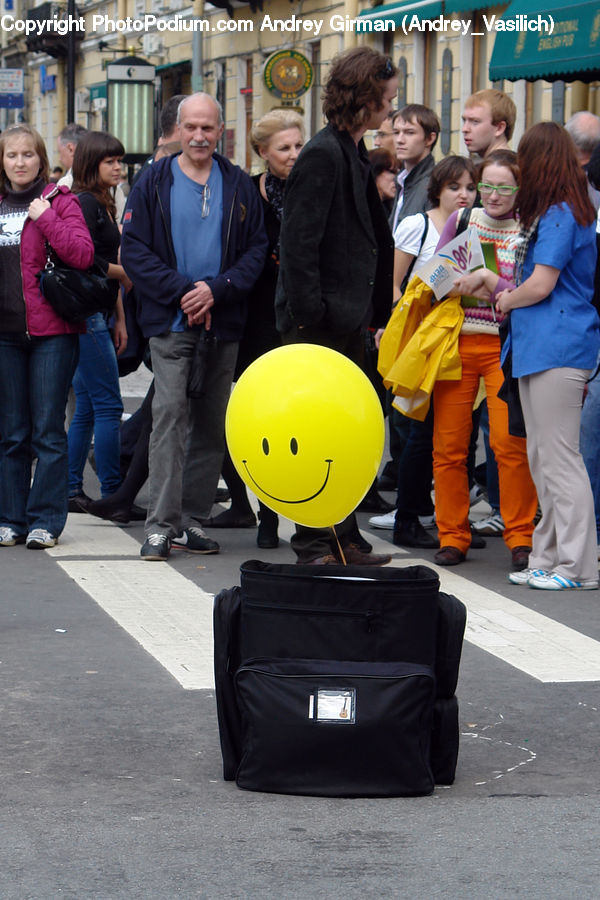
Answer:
[{"left": 322, "top": 47, "right": 397, "bottom": 133}]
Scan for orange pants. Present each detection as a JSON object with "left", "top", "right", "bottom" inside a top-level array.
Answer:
[{"left": 433, "top": 334, "right": 537, "bottom": 554}]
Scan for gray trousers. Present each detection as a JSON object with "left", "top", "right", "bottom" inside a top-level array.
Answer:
[
  {"left": 519, "top": 367, "right": 598, "bottom": 582},
  {"left": 146, "top": 331, "right": 238, "bottom": 538}
]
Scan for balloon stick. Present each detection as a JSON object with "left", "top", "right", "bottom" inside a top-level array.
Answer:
[{"left": 330, "top": 525, "right": 347, "bottom": 566}]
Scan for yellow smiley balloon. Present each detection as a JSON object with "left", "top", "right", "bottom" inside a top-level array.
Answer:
[{"left": 225, "top": 344, "right": 384, "bottom": 528}]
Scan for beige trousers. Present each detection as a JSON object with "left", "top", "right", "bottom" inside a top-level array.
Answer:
[{"left": 519, "top": 367, "right": 598, "bottom": 582}]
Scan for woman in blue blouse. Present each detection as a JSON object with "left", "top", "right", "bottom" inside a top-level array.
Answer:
[{"left": 497, "top": 122, "right": 600, "bottom": 591}]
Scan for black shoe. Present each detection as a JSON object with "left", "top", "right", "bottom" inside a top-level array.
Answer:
[
  {"left": 470, "top": 531, "right": 487, "bottom": 550},
  {"left": 203, "top": 509, "right": 256, "bottom": 528},
  {"left": 214, "top": 487, "right": 231, "bottom": 504},
  {"left": 108, "top": 504, "right": 148, "bottom": 524},
  {"left": 357, "top": 492, "right": 395, "bottom": 513},
  {"left": 68, "top": 492, "right": 92, "bottom": 513},
  {"left": 140, "top": 533, "right": 171, "bottom": 560},
  {"left": 87, "top": 495, "right": 147, "bottom": 524},
  {"left": 393, "top": 518, "right": 439, "bottom": 549},
  {"left": 257, "top": 509, "right": 279, "bottom": 549},
  {"left": 172, "top": 526, "right": 220, "bottom": 554}
]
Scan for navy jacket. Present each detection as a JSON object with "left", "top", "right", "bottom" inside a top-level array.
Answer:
[{"left": 121, "top": 152, "right": 268, "bottom": 341}]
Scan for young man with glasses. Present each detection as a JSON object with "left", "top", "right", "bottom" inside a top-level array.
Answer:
[
  {"left": 122, "top": 93, "right": 268, "bottom": 560},
  {"left": 373, "top": 112, "right": 396, "bottom": 156}
]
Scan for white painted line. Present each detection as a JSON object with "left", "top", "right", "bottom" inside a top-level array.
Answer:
[
  {"left": 57, "top": 558, "right": 215, "bottom": 690},
  {"left": 392, "top": 559, "right": 600, "bottom": 683},
  {"left": 53, "top": 520, "right": 600, "bottom": 686},
  {"left": 48, "top": 516, "right": 141, "bottom": 556}
]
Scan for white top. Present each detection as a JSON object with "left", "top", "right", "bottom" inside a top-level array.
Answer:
[{"left": 393, "top": 212, "right": 441, "bottom": 273}]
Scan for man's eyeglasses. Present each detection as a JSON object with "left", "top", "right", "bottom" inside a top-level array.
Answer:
[
  {"left": 202, "top": 183, "right": 210, "bottom": 218},
  {"left": 478, "top": 182, "right": 518, "bottom": 197}
]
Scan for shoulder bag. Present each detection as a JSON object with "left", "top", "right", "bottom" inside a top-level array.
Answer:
[{"left": 36, "top": 190, "right": 117, "bottom": 323}]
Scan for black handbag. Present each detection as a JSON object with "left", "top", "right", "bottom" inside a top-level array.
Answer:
[{"left": 37, "top": 244, "right": 117, "bottom": 324}]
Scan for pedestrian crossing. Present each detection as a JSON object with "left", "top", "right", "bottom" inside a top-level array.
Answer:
[{"left": 49, "top": 514, "right": 600, "bottom": 690}]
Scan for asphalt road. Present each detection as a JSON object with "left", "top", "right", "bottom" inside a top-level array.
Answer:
[{"left": 1, "top": 378, "right": 599, "bottom": 898}]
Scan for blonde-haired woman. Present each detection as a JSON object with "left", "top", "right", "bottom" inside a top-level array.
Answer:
[{"left": 204, "top": 109, "right": 304, "bottom": 548}]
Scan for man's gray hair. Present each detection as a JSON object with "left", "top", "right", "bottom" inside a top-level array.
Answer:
[
  {"left": 565, "top": 111, "right": 600, "bottom": 155},
  {"left": 58, "top": 123, "right": 88, "bottom": 146},
  {"left": 176, "top": 92, "right": 223, "bottom": 126}
]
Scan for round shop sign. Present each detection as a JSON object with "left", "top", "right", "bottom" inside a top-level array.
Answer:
[{"left": 263, "top": 50, "right": 313, "bottom": 101}]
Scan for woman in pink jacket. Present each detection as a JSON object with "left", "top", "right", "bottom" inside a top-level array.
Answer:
[{"left": 0, "top": 124, "right": 94, "bottom": 550}]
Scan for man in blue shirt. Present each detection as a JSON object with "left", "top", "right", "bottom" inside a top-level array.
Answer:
[{"left": 122, "top": 93, "right": 267, "bottom": 560}]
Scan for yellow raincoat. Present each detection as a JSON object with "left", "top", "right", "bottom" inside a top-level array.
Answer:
[{"left": 377, "top": 276, "right": 464, "bottom": 421}]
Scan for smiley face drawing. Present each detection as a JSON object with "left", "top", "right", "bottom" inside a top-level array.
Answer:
[{"left": 225, "top": 345, "right": 384, "bottom": 528}]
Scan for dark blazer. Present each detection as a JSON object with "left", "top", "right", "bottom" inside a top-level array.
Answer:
[{"left": 275, "top": 123, "right": 393, "bottom": 335}]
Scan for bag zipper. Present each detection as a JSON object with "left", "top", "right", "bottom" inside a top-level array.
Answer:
[
  {"left": 244, "top": 600, "right": 375, "bottom": 632},
  {"left": 237, "top": 665, "right": 433, "bottom": 682}
]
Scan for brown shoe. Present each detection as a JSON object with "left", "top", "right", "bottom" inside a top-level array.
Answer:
[
  {"left": 298, "top": 554, "right": 339, "bottom": 565},
  {"left": 340, "top": 543, "right": 392, "bottom": 566},
  {"left": 511, "top": 545, "right": 531, "bottom": 572},
  {"left": 434, "top": 546, "right": 466, "bottom": 566}
]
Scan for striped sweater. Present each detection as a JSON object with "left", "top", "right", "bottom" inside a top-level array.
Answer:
[{"left": 459, "top": 208, "right": 519, "bottom": 335}]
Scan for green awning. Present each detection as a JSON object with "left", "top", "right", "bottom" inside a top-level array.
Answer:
[
  {"left": 156, "top": 59, "right": 191, "bottom": 72},
  {"left": 357, "top": 0, "right": 443, "bottom": 28},
  {"left": 489, "top": 0, "right": 600, "bottom": 82},
  {"left": 444, "top": 2, "right": 492, "bottom": 11}
]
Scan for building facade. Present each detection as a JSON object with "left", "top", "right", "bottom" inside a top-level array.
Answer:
[{"left": 1, "top": 0, "right": 598, "bottom": 170}]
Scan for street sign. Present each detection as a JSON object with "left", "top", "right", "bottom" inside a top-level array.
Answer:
[{"left": 0, "top": 68, "right": 24, "bottom": 108}]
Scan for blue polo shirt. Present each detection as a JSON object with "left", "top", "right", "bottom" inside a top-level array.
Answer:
[
  {"left": 510, "top": 203, "right": 600, "bottom": 377},
  {"left": 170, "top": 156, "right": 223, "bottom": 331}
]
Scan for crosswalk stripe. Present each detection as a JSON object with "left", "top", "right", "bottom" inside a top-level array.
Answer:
[
  {"left": 396, "top": 559, "right": 600, "bottom": 683},
  {"left": 51, "top": 518, "right": 600, "bottom": 687}
]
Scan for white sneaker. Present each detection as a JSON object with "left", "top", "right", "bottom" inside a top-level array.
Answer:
[
  {"left": 508, "top": 567, "right": 548, "bottom": 586},
  {"left": 472, "top": 513, "right": 505, "bottom": 536},
  {"left": 528, "top": 571, "right": 599, "bottom": 591},
  {"left": 0, "top": 526, "right": 26, "bottom": 546},
  {"left": 368, "top": 511, "right": 396, "bottom": 529},
  {"left": 26, "top": 528, "right": 57, "bottom": 549}
]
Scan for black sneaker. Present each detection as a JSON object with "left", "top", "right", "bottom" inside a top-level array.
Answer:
[
  {"left": 140, "top": 533, "right": 171, "bottom": 560},
  {"left": 68, "top": 492, "right": 92, "bottom": 513},
  {"left": 172, "top": 526, "right": 220, "bottom": 554}
]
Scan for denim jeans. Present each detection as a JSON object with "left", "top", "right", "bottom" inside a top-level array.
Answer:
[
  {"left": 479, "top": 400, "right": 500, "bottom": 513},
  {"left": 393, "top": 403, "right": 435, "bottom": 522},
  {"left": 68, "top": 313, "right": 123, "bottom": 497},
  {"left": 580, "top": 361, "right": 600, "bottom": 542},
  {"left": 0, "top": 331, "right": 79, "bottom": 537}
]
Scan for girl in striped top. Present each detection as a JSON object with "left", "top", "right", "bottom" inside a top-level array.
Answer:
[{"left": 431, "top": 149, "right": 537, "bottom": 571}]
